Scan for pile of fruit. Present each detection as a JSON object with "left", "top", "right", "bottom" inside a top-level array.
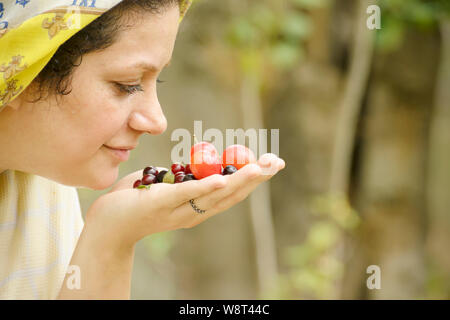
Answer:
[{"left": 133, "top": 139, "right": 256, "bottom": 189}]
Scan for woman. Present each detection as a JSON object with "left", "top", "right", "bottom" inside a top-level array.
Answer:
[{"left": 0, "top": 0, "right": 285, "bottom": 299}]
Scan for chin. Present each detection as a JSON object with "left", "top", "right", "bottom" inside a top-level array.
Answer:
[
  {"left": 91, "top": 169, "right": 119, "bottom": 190},
  {"left": 76, "top": 165, "right": 119, "bottom": 190},
  {"left": 88, "top": 181, "right": 115, "bottom": 191}
]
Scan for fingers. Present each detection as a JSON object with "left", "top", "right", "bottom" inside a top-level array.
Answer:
[
  {"left": 139, "top": 162, "right": 264, "bottom": 229},
  {"left": 196, "top": 163, "right": 262, "bottom": 205},
  {"left": 202, "top": 156, "right": 284, "bottom": 216},
  {"left": 171, "top": 156, "right": 286, "bottom": 227},
  {"left": 165, "top": 173, "right": 227, "bottom": 208},
  {"left": 213, "top": 157, "right": 285, "bottom": 213},
  {"left": 258, "top": 153, "right": 285, "bottom": 175},
  {"left": 167, "top": 165, "right": 259, "bottom": 226},
  {"left": 205, "top": 154, "right": 282, "bottom": 205},
  {"left": 168, "top": 163, "right": 262, "bottom": 224}
]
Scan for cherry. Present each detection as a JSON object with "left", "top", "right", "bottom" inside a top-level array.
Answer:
[
  {"left": 175, "top": 172, "right": 186, "bottom": 183},
  {"left": 157, "top": 170, "right": 168, "bottom": 183},
  {"left": 190, "top": 150, "right": 222, "bottom": 179},
  {"left": 142, "top": 174, "right": 157, "bottom": 185},
  {"left": 190, "top": 138, "right": 222, "bottom": 179},
  {"left": 222, "top": 145, "right": 256, "bottom": 170},
  {"left": 223, "top": 165, "right": 237, "bottom": 175},
  {"left": 143, "top": 166, "right": 158, "bottom": 176},
  {"left": 171, "top": 163, "right": 185, "bottom": 174},
  {"left": 183, "top": 174, "right": 196, "bottom": 182},
  {"left": 133, "top": 141, "right": 256, "bottom": 188},
  {"left": 133, "top": 179, "right": 142, "bottom": 188},
  {"left": 190, "top": 142, "right": 219, "bottom": 158}
]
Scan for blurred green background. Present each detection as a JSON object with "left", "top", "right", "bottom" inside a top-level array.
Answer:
[{"left": 77, "top": 0, "right": 450, "bottom": 299}]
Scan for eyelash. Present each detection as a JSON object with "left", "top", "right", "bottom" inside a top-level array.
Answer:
[{"left": 116, "top": 78, "right": 165, "bottom": 95}]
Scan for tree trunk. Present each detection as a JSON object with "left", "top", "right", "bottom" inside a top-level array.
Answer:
[
  {"left": 425, "top": 18, "right": 450, "bottom": 298},
  {"left": 240, "top": 72, "right": 279, "bottom": 298},
  {"left": 353, "top": 28, "right": 440, "bottom": 299}
]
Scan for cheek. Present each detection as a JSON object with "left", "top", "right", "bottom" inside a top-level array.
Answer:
[
  {"left": 55, "top": 64, "right": 134, "bottom": 159},
  {"left": 78, "top": 112, "right": 126, "bottom": 155},
  {"left": 58, "top": 92, "right": 128, "bottom": 160}
]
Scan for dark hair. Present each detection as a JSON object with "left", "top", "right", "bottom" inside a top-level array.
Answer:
[{"left": 27, "top": 0, "right": 182, "bottom": 104}]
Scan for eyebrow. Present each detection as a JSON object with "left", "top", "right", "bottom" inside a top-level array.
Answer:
[{"left": 127, "top": 59, "right": 172, "bottom": 72}]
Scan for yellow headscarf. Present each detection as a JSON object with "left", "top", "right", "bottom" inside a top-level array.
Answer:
[{"left": 0, "top": 0, "right": 192, "bottom": 111}]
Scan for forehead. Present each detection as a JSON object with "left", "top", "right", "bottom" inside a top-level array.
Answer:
[{"left": 95, "top": 6, "right": 180, "bottom": 71}]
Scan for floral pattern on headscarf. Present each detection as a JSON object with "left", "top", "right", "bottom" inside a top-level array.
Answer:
[{"left": 0, "top": 0, "right": 192, "bottom": 110}]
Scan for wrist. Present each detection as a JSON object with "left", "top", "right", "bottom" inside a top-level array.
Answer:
[
  {"left": 58, "top": 217, "right": 136, "bottom": 300},
  {"left": 84, "top": 204, "right": 137, "bottom": 255}
]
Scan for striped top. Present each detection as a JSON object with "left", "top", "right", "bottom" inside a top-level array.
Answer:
[{"left": 0, "top": 170, "right": 84, "bottom": 299}]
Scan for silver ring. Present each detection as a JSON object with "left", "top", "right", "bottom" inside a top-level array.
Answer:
[{"left": 189, "top": 199, "right": 206, "bottom": 214}]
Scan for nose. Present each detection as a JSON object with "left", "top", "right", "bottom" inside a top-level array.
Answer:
[{"left": 128, "top": 98, "right": 167, "bottom": 135}]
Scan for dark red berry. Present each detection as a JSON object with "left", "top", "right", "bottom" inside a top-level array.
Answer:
[
  {"left": 133, "top": 179, "right": 142, "bottom": 188},
  {"left": 143, "top": 166, "right": 151, "bottom": 175},
  {"left": 183, "top": 174, "right": 196, "bottom": 182},
  {"left": 142, "top": 174, "right": 157, "bottom": 185},
  {"left": 175, "top": 173, "right": 186, "bottom": 183},
  {"left": 157, "top": 170, "right": 168, "bottom": 183},
  {"left": 143, "top": 166, "right": 158, "bottom": 176},
  {"left": 185, "top": 164, "right": 192, "bottom": 174},
  {"left": 171, "top": 163, "right": 185, "bottom": 174},
  {"left": 223, "top": 165, "right": 237, "bottom": 175}
]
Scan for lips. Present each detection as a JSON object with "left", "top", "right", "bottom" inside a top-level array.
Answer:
[
  {"left": 104, "top": 145, "right": 133, "bottom": 161},
  {"left": 104, "top": 145, "right": 136, "bottom": 151}
]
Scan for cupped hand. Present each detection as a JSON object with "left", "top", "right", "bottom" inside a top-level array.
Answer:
[{"left": 85, "top": 154, "right": 285, "bottom": 249}]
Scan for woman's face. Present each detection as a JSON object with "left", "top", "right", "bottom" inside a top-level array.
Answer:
[{"left": 0, "top": 6, "right": 180, "bottom": 189}]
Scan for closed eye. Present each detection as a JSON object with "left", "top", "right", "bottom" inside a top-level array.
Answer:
[
  {"left": 115, "top": 78, "right": 165, "bottom": 95},
  {"left": 116, "top": 83, "right": 144, "bottom": 95}
]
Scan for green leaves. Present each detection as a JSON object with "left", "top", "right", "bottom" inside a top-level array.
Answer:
[
  {"left": 270, "top": 43, "right": 304, "bottom": 70},
  {"left": 308, "top": 222, "right": 340, "bottom": 251},
  {"left": 281, "top": 12, "right": 312, "bottom": 42},
  {"left": 291, "top": 0, "right": 330, "bottom": 10},
  {"left": 226, "top": 0, "right": 320, "bottom": 73},
  {"left": 228, "top": 18, "right": 260, "bottom": 48},
  {"left": 376, "top": 0, "right": 450, "bottom": 52},
  {"left": 142, "top": 232, "right": 175, "bottom": 262},
  {"left": 376, "top": 16, "right": 405, "bottom": 52},
  {"left": 278, "top": 193, "right": 360, "bottom": 298}
]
